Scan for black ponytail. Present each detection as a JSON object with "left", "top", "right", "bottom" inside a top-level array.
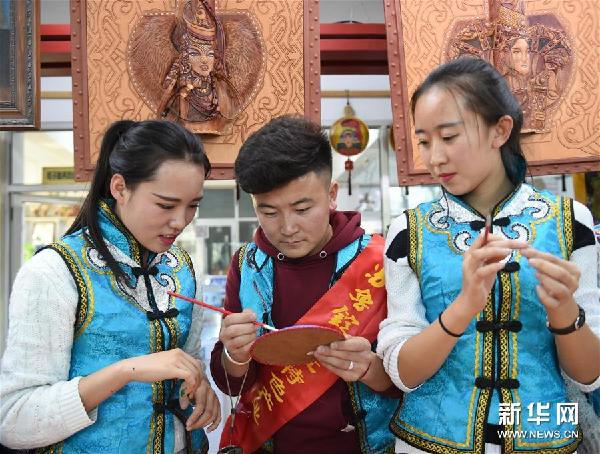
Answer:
[{"left": 65, "top": 119, "right": 210, "bottom": 281}]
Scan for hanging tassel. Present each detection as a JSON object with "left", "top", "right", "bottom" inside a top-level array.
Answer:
[{"left": 345, "top": 158, "right": 353, "bottom": 195}]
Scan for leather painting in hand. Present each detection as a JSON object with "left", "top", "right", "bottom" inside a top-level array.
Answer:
[{"left": 127, "top": 0, "right": 265, "bottom": 135}]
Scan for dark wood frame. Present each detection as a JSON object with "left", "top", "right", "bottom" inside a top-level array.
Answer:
[
  {"left": 383, "top": 1, "right": 430, "bottom": 186},
  {"left": 0, "top": 0, "right": 40, "bottom": 130},
  {"left": 70, "top": 0, "right": 321, "bottom": 181},
  {"left": 384, "top": 0, "right": 600, "bottom": 186}
]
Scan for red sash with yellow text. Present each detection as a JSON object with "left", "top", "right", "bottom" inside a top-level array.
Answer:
[{"left": 219, "top": 235, "right": 386, "bottom": 453}]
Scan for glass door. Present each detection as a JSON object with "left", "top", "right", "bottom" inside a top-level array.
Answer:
[{"left": 8, "top": 192, "right": 84, "bottom": 287}]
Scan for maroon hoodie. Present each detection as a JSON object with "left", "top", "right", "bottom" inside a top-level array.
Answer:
[{"left": 210, "top": 210, "right": 366, "bottom": 453}]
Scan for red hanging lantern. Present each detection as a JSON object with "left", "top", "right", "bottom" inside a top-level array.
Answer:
[{"left": 329, "top": 95, "right": 369, "bottom": 195}]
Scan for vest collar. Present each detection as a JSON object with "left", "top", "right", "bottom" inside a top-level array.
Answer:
[
  {"left": 97, "top": 199, "right": 157, "bottom": 267},
  {"left": 439, "top": 183, "right": 524, "bottom": 224}
]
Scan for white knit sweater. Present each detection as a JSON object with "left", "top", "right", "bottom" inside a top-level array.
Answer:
[{"left": 0, "top": 248, "right": 206, "bottom": 451}]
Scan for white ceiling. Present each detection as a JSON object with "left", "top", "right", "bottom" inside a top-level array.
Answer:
[
  {"left": 321, "top": 0, "right": 384, "bottom": 23},
  {"left": 41, "top": 0, "right": 385, "bottom": 24},
  {"left": 41, "top": 0, "right": 69, "bottom": 24}
]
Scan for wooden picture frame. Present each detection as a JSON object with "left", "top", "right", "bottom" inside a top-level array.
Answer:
[
  {"left": 70, "top": 0, "right": 321, "bottom": 181},
  {"left": 0, "top": 0, "right": 40, "bottom": 130},
  {"left": 384, "top": 0, "right": 600, "bottom": 186}
]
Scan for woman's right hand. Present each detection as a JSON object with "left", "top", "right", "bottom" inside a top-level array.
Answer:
[
  {"left": 183, "top": 377, "right": 222, "bottom": 432},
  {"left": 458, "top": 232, "right": 528, "bottom": 317},
  {"left": 121, "top": 348, "right": 205, "bottom": 396},
  {"left": 219, "top": 309, "right": 258, "bottom": 365},
  {"left": 78, "top": 348, "right": 207, "bottom": 413}
]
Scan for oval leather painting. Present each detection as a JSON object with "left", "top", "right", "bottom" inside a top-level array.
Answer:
[{"left": 251, "top": 325, "right": 345, "bottom": 366}]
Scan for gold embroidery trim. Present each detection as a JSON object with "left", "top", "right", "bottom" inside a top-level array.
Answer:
[
  {"left": 347, "top": 383, "right": 369, "bottom": 454},
  {"left": 498, "top": 271, "right": 516, "bottom": 452},
  {"left": 148, "top": 317, "right": 166, "bottom": 453},
  {"left": 406, "top": 210, "right": 420, "bottom": 279},
  {"left": 148, "top": 381, "right": 166, "bottom": 454},
  {"left": 238, "top": 243, "right": 248, "bottom": 271},
  {"left": 51, "top": 242, "right": 95, "bottom": 338},
  {"left": 561, "top": 197, "right": 574, "bottom": 258},
  {"left": 99, "top": 200, "right": 142, "bottom": 264},
  {"left": 164, "top": 317, "right": 179, "bottom": 350},
  {"left": 35, "top": 442, "right": 64, "bottom": 453},
  {"left": 171, "top": 245, "right": 191, "bottom": 274}
]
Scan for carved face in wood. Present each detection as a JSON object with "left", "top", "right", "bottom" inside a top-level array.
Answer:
[
  {"left": 509, "top": 38, "right": 530, "bottom": 75},
  {"left": 189, "top": 42, "right": 215, "bottom": 78}
]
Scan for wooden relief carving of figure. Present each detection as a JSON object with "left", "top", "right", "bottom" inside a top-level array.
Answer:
[
  {"left": 446, "top": 0, "right": 573, "bottom": 133},
  {"left": 128, "top": 0, "right": 266, "bottom": 135},
  {"left": 157, "top": 0, "right": 225, "bottom": 122}
]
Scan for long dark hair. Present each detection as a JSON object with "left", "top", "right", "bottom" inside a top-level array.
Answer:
[
  {"left": 66, "top": 119, "right": 211, "bottom": 280},
  {"left": 410, "top": 57, "right": 527, "bottom": 185},
  {"left": 235, "top": 115, "right": 332, "bottom": 194}
]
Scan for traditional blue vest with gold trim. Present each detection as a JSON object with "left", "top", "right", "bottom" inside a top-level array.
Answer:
[
  {"left": 37, "top": 200, "right": 207, "bottom": 454},
  {"left": 239, "top": 234, "right": 397, "bottom": 454},
  {"left": 392, "top": 184, "right": 581, "bottom": 454}
]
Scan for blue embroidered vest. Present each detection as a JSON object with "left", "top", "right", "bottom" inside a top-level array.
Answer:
[
  {"left": 239, "top": 235, "right": 397, "bottom": 454},
  {"left": 392, "top": 184, "right": 581, "bottom": 453},
  {"left": 37, "top": 200, "right": 207, "bottom": 454}
]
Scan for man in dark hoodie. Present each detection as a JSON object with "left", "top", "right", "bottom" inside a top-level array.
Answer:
[{"left": 210, "top": 116, "right": 399, "bottom": 454}]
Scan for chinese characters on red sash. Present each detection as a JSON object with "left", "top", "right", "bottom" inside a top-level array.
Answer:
[{"left": 220, "top": 235, "right": 386, "bottom": 452}]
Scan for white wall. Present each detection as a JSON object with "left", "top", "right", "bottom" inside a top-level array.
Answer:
[
  {"left": 41, "top": 77, "right": 73, "bottom": 127},
  {"left": 321, "top": 75, "right": 391, "bottom": 126},
  {"left": 40, "top": 0, "right": 386, "bottom": 25},
  {"left": 41, "top": 0, "right": 69, "bottom": 23},
  {"left": 320, "top": 0, "right": 384, "bottom": 23}
]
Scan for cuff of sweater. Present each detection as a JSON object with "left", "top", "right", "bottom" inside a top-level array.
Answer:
[
  {"left": 563, "top": 370, "right": 600, "bottom": 393},
  {"left": 384, "top": 340, "right": 421, "bottom": 393},
  {"left": 61, "top": 377, "right": 97, "bottom": 433}
]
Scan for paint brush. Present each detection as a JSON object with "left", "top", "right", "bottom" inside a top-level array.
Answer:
[
  {"left": 167, "top": 291, "right": 278, "bottom": 331},
  {"left": 483, "top": 214, "right": 491, "bottom": 245}
]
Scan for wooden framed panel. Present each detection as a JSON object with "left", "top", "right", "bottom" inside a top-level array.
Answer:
[
  {"left": 385, "top": 0, "right": 600, "bottom": 186},
  {"left": 0, "top": 0, "right": 40, "bottom": 130},
  {"left": 71, "top": 0, "right": 321, "bottom": 181}
]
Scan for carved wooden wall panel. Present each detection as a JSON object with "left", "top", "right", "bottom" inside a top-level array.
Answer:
[
  {"left": 71, "top": 0, "right": 320, "bottom": 180},
  {"left": 0, "top": 0, "right": 40, "bottom": 130},
  {"left": 385, "top": 0, "right": 600, "bottom": 186}
]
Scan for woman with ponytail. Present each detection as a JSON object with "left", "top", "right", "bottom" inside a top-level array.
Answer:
[
  {"left": 0, "top": 120, "right": 220, "bottom": 453},
  {"left": 377, "top": 58, "right": 599, "bottom": 453}
]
